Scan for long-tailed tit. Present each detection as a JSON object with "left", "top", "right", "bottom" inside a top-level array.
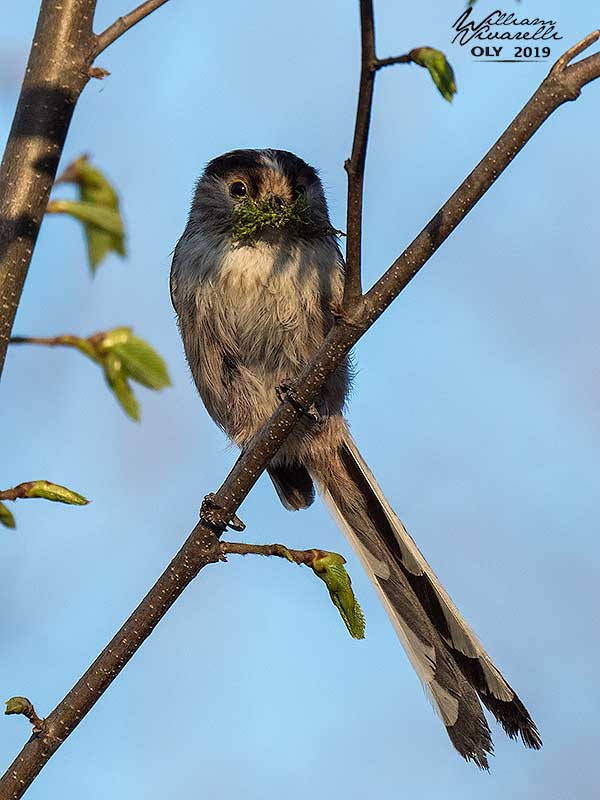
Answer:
[{"left": 170, "top": 148, "right": 541, "bottom": 767}]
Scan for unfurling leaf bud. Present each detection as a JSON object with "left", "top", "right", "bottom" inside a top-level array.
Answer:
[
  {"left": 409, "top": 47, "right": 457, "bottom": 102},
  {"left": 5, "top": 697, "right": 33, "bottom": 716},
  {"left": 49, "top": 155, "right": 126, "bottom": 273},
  {"left": 95, "top": 326, "right": 133, "bottom": 353},
  {"left": 103, "top": 353, "right": 141, "bottom": 421},
  {"left": 110, "top": 336, "right": 171, "bottom": 391},
  {"left": 25, "top": 481, "right": 89, "bottom": 505},
  {"left": 309, "top": 551, "right": 366, "bottom": 639},
  {"left": 0, "top": 502, "right": 16, "bottom": 529}
]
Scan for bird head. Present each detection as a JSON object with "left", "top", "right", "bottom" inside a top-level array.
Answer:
[{"left": 190, "top": 149, "right": 339, "bottom": 244}]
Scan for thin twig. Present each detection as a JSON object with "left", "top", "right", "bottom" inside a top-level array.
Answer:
[
  {"left": 0, "top": 0, "right": 172, "bottom": 383},
  {"left": 4, "top": 699, "right": 45, "bottom": 734},
  {"left": 95, "top": 0, "right": 171, "bottom": 55},
  {"left": 221, "top": 541, "right": 323, "bottom": 566},
  {"left": 550, "top": 29, "right": 600, "bottom": 75},
  {"left": 9, "top": 334, "right": 98, "bottom": 361},
  {"left": 342, "top": 0, "right": 377, "bottom": 314},
  {"left": 341, "top": 6, "right": 413, "bottom": 314},
  {"left": 0, "top": 484, "right": 32, "bottom": 501},
  {"left": 375, "top": 54, "right": 411, "bottom": 69},
  {"left": 1, "top": 28, "right": 600, "bottom": 800},
  {"left": 0, "top": 0, "right": 97, "bottom": 382},
  {"left": 10, "top": 335, "right": 76, "bottom": 347}
]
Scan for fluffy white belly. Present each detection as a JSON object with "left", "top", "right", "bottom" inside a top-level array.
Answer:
[{"left": 171, "top": 233, "right": 347, "bottom": 444}]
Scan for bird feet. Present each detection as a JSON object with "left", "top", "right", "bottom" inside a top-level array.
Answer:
[
  {"left": 200, "top": 493, "right": 246, "bottom": 533},
  {"left": 276, "top": 381, "right": 321, "bottom": 422}
]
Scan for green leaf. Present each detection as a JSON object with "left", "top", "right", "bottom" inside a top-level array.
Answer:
[
  {"left": 0, "top": 502, "right": 15, "bottom": 529},
  {"left": 95, "top": 326, "right": 133, "bottom": 353},
  {"left": 48, "top": 200, "right": 124, "bottom": 236},
  {"left": 103, "top": 353, "right": 140, "bottom": 421},
  {"left": 24, "top": 481, "right": 89, "bottom": 505},
  {"left": 111, "top": 336, "right": 171, "bottom": 390},
  {"left": 86, "top": 227, "right": 125, "bottom": 272},
  {"left": 409, "top": 47, "right": 457, "bottom": 102},
  {"left": 5, "top": 697, "right": 31, "bottom": 716},
  {"left": 58, "top": 155, "right": 120, "bottom": 209},
  {"left": 49, "top": 155, "right": 126, "bottom": 273},
  {"left": 310, "top": 551, "right": 366, "bottom": 639}
]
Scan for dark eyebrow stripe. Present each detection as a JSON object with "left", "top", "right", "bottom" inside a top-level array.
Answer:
[{"left": 204, "top": 150, "right": 263, "bottom": 179}]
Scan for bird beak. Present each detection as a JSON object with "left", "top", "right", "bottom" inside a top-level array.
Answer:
[{"left": 268, "top": 195, "right": 288, "bottom": 209}]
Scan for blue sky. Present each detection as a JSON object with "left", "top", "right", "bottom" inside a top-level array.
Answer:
[{"left": 1, "top": 1, "right": 599, "bottom": 797}]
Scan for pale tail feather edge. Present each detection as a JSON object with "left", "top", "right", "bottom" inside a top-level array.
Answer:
[
  {"left": 317, "top": 481, "right": 494, "bottom": 768},
  {"left": 339, "top": 434, "right": 542, "bottom": 750},
  {"left": 308, "top": 428, "right": 541, "bottom": 757}
]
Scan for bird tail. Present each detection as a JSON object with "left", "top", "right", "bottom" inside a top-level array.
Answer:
[{"left": 305, "top": 420, "right": 541, "bottom": 769}]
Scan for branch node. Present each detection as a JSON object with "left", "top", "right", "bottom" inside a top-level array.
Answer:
[
  {"left": 89, "top": 66, "right": 111, "bottom": 80},
  {"left": 3, "top": 19, "right": 600, "bottom": 798},
  {"left": 5, "top": 698, "right": 45, "bottom": 734},
  {"left": 95, "top": 0, "right": 170, "bottom": 55},
  {"left": 221, "top": 541, "right": 319, "bottom": 565},
  {"left": 550, "top": 30, "right": 600, "bottom": 75},
  {"left": 374, "top": 54, "right": 411, "bottom": 70},
  {"left": 331, "top": 298, "right": 366, "bottom": 329}
]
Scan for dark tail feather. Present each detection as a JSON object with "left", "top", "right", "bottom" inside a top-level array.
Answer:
[
  {"left": 303, "top": 421, "right": 541, "bottom": 765},
  {"left": 268, "top": 463, "right": 315, "bottom": 510}
]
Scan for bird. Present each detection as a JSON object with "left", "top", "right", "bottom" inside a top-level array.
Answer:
[{"left": 170, "top": 148, "right": 541, "bottom": 768}]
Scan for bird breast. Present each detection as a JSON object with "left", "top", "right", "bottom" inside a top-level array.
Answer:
[{"left": 171, "top": 230, "right": 346, "bottom": 444}]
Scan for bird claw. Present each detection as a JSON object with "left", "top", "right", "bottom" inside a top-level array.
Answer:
[
  {"left": 200, "top": 493, "right": 246, "bottom": 532},
  {"left": 276, "top": 381, "right": 321, "bottom": 423}
]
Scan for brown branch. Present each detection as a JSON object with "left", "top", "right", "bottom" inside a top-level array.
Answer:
[
  {"left": 9, "top": 334, "right": 98, "bottom": 361},
  {"left": 221, "top": 541, "right": 324, "bottom": 566},
  {"left": 342, "top": 0, "right": 377, "bottom": 314},
  {"left": 375, "top": 54, "right": 411, "bottom": 69},
  {"left": 341, "top": 3, "right": 415, "bottom": 313},
  {"left": 10, "top": 335, "right": 79, "bottom": 347},
  {"left": 0, "top": 483, "right": 33, "bottom": 502},
  {"left": 0, "top": 0, "right": 97, "bottom": 383},
  {"left": 94, "top": 0, "right": 171, "bottom": 55},
  {"left": 1, "top": 28, "right": 600, "bottom": 800},
  {"left": 550, "top": 29, "right": 599, "bottom": 75},
  {"left": 0, "top": 523, "right": 222, "bottom": 800},
  {"left": 0, "top": 0, "right": 171, "bottom": 385}
]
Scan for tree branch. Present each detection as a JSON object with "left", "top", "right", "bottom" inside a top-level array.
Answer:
[
  {"left": 2, "top": 28, "right": 600, "bottom": 800},
  {"left": 375, "top": 54, "right": 411, "bottom": 69},
  {"left": 0, "top": 484, "right": 33, "bottom": 501},
  {"left": 342, "top": 0, "right": 377, "bottom": 313},
  {"left": 0, "top": 0, "right": 97, "bottom": 383},
  {"left": 10, "top": 335, "right": 85, "bottom": 348},
  {"left": 340, "top": 2, "right": 424, "bottom": 313},
  {"left": 221, "top": 541, "right": 322, "bottom": 565},
  {"left": 9, "top": 334, "right": 97, "bottom": 361},
  {"left": 0, "top": 0, "right": 171, "bottom": 385},
  {"left": 94, "top": 0, "right": 171, "bottom": 55}
]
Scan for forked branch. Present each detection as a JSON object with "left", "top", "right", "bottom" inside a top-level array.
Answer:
[
  {"left": 95, "top": 0, "right": 172, "bottom": 54},
  {"left": 0, "top": 0, "right": 171, "bottom": 383},
  {"left": 1, "top": 15, "right": 600, "bottom": 800}
]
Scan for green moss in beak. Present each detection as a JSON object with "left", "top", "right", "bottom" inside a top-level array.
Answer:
[{"left": 232, "top": 195, "right": 343, "bottom": 244}]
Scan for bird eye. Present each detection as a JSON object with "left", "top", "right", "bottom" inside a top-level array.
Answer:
[{"left": 230, "top": 181, "right": 248, "bottom": 198}]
